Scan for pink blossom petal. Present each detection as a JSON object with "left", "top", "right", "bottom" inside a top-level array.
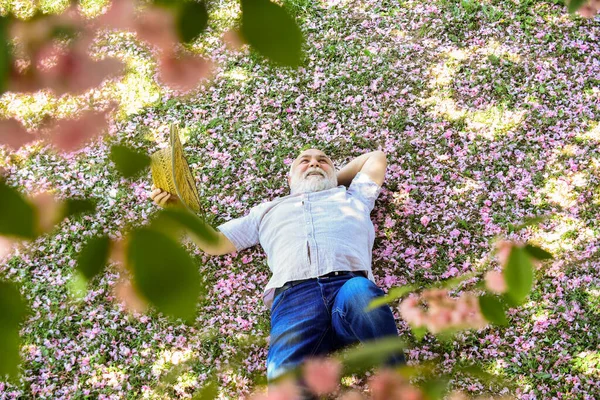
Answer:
[
  {"left": 302, "top": 357, "right": 342, "bottom": 395},
  {"left": 48, "top": 110, "right": 109, "bottom": 153},
  {"left": 157, "top": 53, "right": 213, "bottom": 93},
  {"left": 0, "top": 119, "right": 40, "bottom": 150}
]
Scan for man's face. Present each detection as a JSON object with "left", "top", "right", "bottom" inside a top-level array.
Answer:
[{"left": 288, "top": 149, "right": 338, "bottom": 194}]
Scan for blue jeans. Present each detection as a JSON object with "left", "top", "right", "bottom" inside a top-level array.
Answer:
[{"left": 267, "top": 272, "right": 404, "bottom": 385}]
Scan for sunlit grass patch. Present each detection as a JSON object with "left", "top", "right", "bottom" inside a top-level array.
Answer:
[
  {"left": 571, "top": 351, "right": 600, "bottom": 377},
  {"left": 576, "top": 121, "right": 600, "bottom": 143},
  {"left": 465, "top": 106, "right": 526, "bottom": 139},
  {"left": 78, "top": 0, "right": 110, "bottom": 18},
  {"left": 529, "top": 215, "right": 594, "bottom": 256}
]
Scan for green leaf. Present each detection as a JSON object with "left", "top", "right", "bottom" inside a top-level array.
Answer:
[
  {"left": 62, "top": 198, "right": 97, "bottom": 220},
  {"left": 127, "top": 228, "right": 202, "bottom": 322},
  {"left": 434, "top": 271, "right": 478, "bottom": 289},
  {"left": 567, "top": 0, "right": 586, "bottom": 13},
  {"left": 504, "top": 246, "right": 533, "bottom": 304},
  {"left": 0, "top": 281, "right": 28, "bottom": 381},
  {"left": 0, "top": 329, "right": 21, "bottom": 380},
  {"left": 524, "top": 244, "right": 553, "bottom": 261},
  {"left": 155, "top": 208, "right": 219, "bottom": 246},
  {"left": 507, "top": 215, "right": 550, "bottom": 233},
  {"left": 420, "top": 377, "right": 450, "bottom": 400},
  {"left": 67, "top": 271, "right": 88, "bottom": 301},
  {"left": 0, "top": 281, "right": 28, "bottom": 327},
  {"left": 192, "top": 379, "right": 218, "bottom": 399},
  {"left": 478, "top": 294, "right": 508, "bottom": 325},
  {"left": 0, "top": 16, "right": 10, "bottom": 94},
  {"left": 412, "top": 326, "right": 428, "bottom": 341},
  {"left": 0, "top": 180, "right": 36, "bottom": 239},
  {"left": 365, "top": 284, "right": 416, "bottom": 311},
  {"left": 110, "top": 145, "right": 151, "bottom": 179},
  {"left": 76, "top": 236, "right": 111, "bottom": 281},
  {"left": 177, "top": 1, "right": 208, "bottom": 44},
  {"left": 240, "top": 0, "right": 304, "bottom": 67},
  {"left": 335, "top": 337, "right": 406, "bottom": 375}
]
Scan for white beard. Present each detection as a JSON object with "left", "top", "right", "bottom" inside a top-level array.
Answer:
[{"left": 289, "top": 168, "right": 338, "bottom": 195}]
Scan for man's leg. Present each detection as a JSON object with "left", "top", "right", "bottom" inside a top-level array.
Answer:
[
  {"left": 331, "top": 276, "right": 405, "bottom": 366},
  {"left": 267, "top": 280, "right": 334, "bottom": 399}
]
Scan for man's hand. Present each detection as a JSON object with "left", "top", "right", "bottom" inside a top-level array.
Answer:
[{"left": 150, "top": 185, "right": 180, "bottom": 207}]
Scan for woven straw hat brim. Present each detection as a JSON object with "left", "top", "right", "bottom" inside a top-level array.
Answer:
[{"left": 150, "top": 125, "right": 201, "bottom": 214}]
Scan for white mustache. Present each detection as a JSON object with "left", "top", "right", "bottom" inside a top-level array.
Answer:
[{"left": 304, "top": 169, "right": 325, "bottom": 178}]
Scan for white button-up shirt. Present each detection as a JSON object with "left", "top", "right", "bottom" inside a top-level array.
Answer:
[{"left": 217, "top": 172, "right": 382, "bottom": 308}]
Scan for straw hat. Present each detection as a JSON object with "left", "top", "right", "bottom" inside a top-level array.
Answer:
[{"left": 150, "top": 124, "right": 202, "bottom": 214}]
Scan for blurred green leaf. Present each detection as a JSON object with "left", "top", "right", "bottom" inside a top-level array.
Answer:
[
  {"left": 504, "top": 246, "right": 533, "bottom": 304},
  {"left": 0, "top": 16, "right": 10, "bottom": 94},
  {"left": 366, "top": 284, "right": 416, "bottom": 311},
  {"left": 420, "top": 377, "right": 449, "bottom": 400},
  {"left": 177, "top": 1, "right": 208, "bottom": 43},
  {"left": 335, "top": 337, "right": 406, "bottom": 375},
  {"left": 156, "top": 208, "right": 219, "bottom": 246},
  {"left": 524, "top": 244, "right": 553, "bottom": 261},
  {"left": 152, "top": 0, "right": 181, "bottom": 10},
  {"left": 240, "top": 0, "right": 304, "bottom": 67},
  {"left": 76, "top": 236, "right": 111, "bottom": 281},
  {"left": 567, "top": 0, "right": 586, "bottom": 13},
  {"left": 110, "top": 145, "right": 151, "bottom": 179},
  {"left": 455, "top": 364, "right": 508, "bottom": 385},
  {"left": 67, "top": 271, "right": 88, "bottom": 301},
  {"left": 0, "top": 281, "right": 28, "bottom": 381},
  {"left": 0, "top": 329, "right": 21, "bottom": 380},
  {"left": 62, "top": 197, "right": 97, "bottom": 220},
  {"left": 127, "top": 228, "right": 202, "bottom": 322},
  {"left": 192, "top": 379, "right": 218, "bottom": 399},
  {"left": 0, "top": 281, "right": 28, "bottom": 327},
  {"left": 434, "top": 271, "right": 478, "bottom": 289},
  {"left": 479, "top": 294, "right": 508, "bottom": 325},
  {"left": 412, "top": 326, "right": 427, "bottom": 341},
  {"left": 507, "top": 215, "right": 550, "bottom": 233},
  {"left": 0, "top": 180, "right": 36, "bottom": 240}
]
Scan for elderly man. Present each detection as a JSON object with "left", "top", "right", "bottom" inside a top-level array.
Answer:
[{"left": 151, "top": 149, "right": 403, "bottom": 396}]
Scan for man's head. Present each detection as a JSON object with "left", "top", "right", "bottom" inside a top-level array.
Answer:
[{"left": 288, "top": 148, "right": 338, "bottom": 195}]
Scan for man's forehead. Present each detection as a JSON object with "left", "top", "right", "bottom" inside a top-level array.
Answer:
[{"left": 296, "top": 149, "right": 329, "bottom": 160}]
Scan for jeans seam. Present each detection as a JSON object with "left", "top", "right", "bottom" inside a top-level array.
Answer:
[
  {"left": 309, "top": 326, "right": 330, "bottom": 357},
  {"left": 339, "top": 310, "right": 362, "bottom": 342}
]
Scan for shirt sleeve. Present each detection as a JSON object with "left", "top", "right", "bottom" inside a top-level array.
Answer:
[
  {"left": 216, "top": 203, "right": 264, "bottom": 252},
  {"left": 347, "top": 171, "right": 383, "bottom": 212}
]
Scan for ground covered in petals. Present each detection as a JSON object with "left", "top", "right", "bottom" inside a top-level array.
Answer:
[{"left": 1, "top": 0, "right": 600, "bottom": 398}]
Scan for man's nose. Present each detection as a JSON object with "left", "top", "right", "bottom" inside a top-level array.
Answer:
[{"left": 309, "top": 159, "right": 319, "bottom": 168}]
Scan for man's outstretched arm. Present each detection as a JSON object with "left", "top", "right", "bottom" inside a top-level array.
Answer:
[
  {"left": 149, "top": 185, "right": 237, "bottom": 256},
  {"left": 336, "top": 151, "right": 387, "bottom": 187}
]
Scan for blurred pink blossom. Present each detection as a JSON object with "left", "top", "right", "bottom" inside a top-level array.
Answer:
[
  {"left": 30, "top": 192, "right": 62, "bottom": 234},
  {"left": 250, "top": 378, "right": 300, "bottom": 400},
  {"left": 93, "top": 0, "right": 137, "bottom": 31},
  {"left": 48, "top": 110, "right": 109, "bottom": 153},
  {"left": 134, "top": 7, "right": 178, "bottom": 51},
  {"left": 420, "top": 215, "right": 430, "bottom": 227},
  {"left": 0, "top": 236, "right": 16, "bottom": 261},
  {"left": 37, "top": 40, "right": 124, "bottom": 96},
  {"left": 113, "top": 279, "right": 148, "bottom": 314},
  {"left": 157, "top": 53, "right": 213, "bottom": 93},
  {"left": 485, "top": 270, "right": 507, "bottom": 294},
  {"left": 0, "top": 119, "right": 40, "bottom": 150},
  {"left": 400, "top": 289, "right": 487, "bottom": 333},
  {"left": 302, "top": 357, "right": 342, "bottom": 395},
  {"left": 222, "top": 29, "right": 244, "bottom": 51}
]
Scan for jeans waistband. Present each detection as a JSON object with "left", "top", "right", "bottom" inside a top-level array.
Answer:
[{"left": 274, "top": 270, "right": 367, "bottom": 298}]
